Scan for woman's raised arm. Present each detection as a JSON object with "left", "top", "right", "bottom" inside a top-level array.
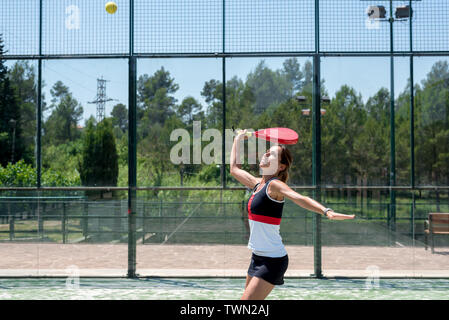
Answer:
[{"left": 230, "top": 129, "right": 260, "bottom": 189}]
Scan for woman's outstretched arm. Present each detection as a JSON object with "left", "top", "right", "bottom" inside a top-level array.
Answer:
[{"left": 270, "top": 180, "right": 355, "bottom": 220}]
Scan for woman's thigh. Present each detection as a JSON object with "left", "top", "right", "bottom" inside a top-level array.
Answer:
[{"left": 241, "top": 276, "right": 275, "bottom": 300}]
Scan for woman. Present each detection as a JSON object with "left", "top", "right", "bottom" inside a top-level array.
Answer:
[{"left": 230, "top": 129, "right": 355, "bottom": 300}]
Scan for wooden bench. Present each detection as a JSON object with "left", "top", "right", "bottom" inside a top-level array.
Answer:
[{"left": 424, "top": 213, "right": 449, "bottom": 253}]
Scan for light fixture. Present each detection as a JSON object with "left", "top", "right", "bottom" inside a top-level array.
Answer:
[
  {"left": 366, "top": 5, "right": 386, "bottom": 19},
  {"left": 395, "top": 5, "right": 412, "bottom": 19},
  {"left": 321, "top": 96, "right": 331, "bottom": 104},
  {"left": 298, "top": 96, "right": 329, "bottom": 116},
  {"left": 295, "top": 96, "right": 307, "bottom": 103},
  {"left": 301, "top": 109, "right": 326, "bottom": 116}
]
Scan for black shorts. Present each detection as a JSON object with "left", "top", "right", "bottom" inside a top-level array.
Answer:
[{"left": 247, "top": 253, "right": 289, "bottom": 285}]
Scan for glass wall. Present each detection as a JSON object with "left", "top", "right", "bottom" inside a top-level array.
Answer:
[
  {"left": 0, "top": 60, "right": 37, "bottom": 187},
  {"left": 395, "top": 57, "right": 412, "bottom": 186},
  {"left": 136, "top": 58, "right": 222, "bottom": 188},
  {"left": 321, "top": 57, "right": 391, "bottom": 187},
  {"left": 0, "top": 189, "right": 128, "bottom": 276},
  {"left": 42, "top": 59, "right": 129, "bottom": 187},
  {"left": 414, "top": 57, "right": 449, "bottom": 187},
  {"left": 1, "top": 0, "right": 448, "bottom": 279},
  {"left": 225, "top": 57, "right": 313, "bottom": 187}
]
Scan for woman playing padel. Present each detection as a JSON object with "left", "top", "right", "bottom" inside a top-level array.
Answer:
[{"left": 230, "top": 129, "right": 355, "bottom": 300}]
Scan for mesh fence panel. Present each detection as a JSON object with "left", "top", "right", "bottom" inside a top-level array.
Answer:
[
  {"left": 0, "top": 0, "right": 40, "bottom": 55},
  {"left": 2, "top": 0, "right": 449, "bottom": 56},
  {"left": 134, "top": 0, "right": 222, "bottom": 54},
  {"left": 225, "top": 0, "right": 315, "bottom": 53},
  {"left": 412, "top": 0, "right": 449, "bottom": 52},
  {"left": 41, "top": 0, "right": 129, "bottom": 55}
]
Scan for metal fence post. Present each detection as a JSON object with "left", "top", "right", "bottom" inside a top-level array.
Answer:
[
  {"left": 127, "top": 0, "right": 137, "bottom": 276},
  {"left": 39, "top": 202, "right": 45, "bottom": 239},
  {"left": 83, "top": 200, "right": 88, "bottom": 241},
  {"left": 62, "top": 202, "right": 66, "bottom": 244},
  {"left": 8, "top": 203, "right": 14, "bottom": 241}
]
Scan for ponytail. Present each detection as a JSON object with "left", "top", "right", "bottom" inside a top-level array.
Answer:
[{"left": 277, "top": 145, "right": 293, "bottom": 183}]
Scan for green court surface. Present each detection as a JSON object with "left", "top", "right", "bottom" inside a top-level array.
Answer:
[{"left": 1, "top": 278, "right": 449, "bottom": 300}]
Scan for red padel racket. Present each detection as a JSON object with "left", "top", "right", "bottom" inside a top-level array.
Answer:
[{"left": 235, "top": 127, "right": 298, "bottom": 145}]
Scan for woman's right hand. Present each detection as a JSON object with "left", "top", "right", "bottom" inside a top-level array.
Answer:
[{"left": 235, "top": 129, "right": 249, "bottom": 141}]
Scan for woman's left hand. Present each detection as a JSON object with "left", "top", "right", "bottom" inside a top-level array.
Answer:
[{"left": 326, "top": 211, "right": 355, "bottom": 220}]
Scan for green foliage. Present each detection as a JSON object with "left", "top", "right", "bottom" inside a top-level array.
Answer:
[
  {"left": 0, "top": 160, "right": 80, "bottom": 186},
  {"left": 201, "top": 79, "right": 223, "bottom": 128},
  {"left": 41, "top": 168, "right": 81, "bottom": 186},
  {"left": 42, "top": 140, "right": 82, "bottom": 183},
  {"left": 0, "top": 160, "right": 36, "bottom": 186},
  {"left": 246, "top": 60, "right": 291, "bottom": 114},
  {"left": 2, "top": 52, "right": 449, "bottom": 190},
  {"left": 137, "top": 67, "right": 179, "bottom": 135},
  {"left": 79, "top": 119, "right": 118, "bottom": 186},
  {"left": 177, "top": 96, "right": 202, "bottom": 124},
  {"left": 0, "top": 36, "right": 24, "bottom": 167},
  {"left": 414, "top": 61, "right": 449, "bottom": 185},
  {"left": 111, "top": 103, "right": 128, "bottom": 133},
  {"left": 44, "top": 83, "right": 83, "bottom": 145},
  {"left": 9, "top": 61, "right": 38, "bottom": 164},
  {"left": 198, "top": 164, "right": 221, "bottom": 184}
]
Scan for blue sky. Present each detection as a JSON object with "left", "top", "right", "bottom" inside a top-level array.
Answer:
[
  {"left": 5, "top": 56, "right": 444, "bottom": 124},
  {"left": 41, "top": 56, "right": 448, "bottom": 123},
  {"left": 1, "top": 0, "right": 448, "bottom": 123}
]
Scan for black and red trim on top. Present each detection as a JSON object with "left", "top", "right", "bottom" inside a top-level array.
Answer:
[{"left": 247, "top": 177, "right": 284, "bottom": 225}]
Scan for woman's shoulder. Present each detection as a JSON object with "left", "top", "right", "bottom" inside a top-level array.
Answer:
[
  {"left": 268, "top": 178, "right": 288, "bottom": 192},
  {"left": 271, "top": 178, "right": 287, "bottom": 186},
  {"left": 267, "top": 178, "right": 287, "bottom": 201}
]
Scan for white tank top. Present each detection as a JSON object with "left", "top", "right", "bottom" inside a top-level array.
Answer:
[
  {"left": 247, "top": 178, "right": 287, "bottom": 258},
  {"left": 248, "top": 220, "right": 287, "bottom": 257}
]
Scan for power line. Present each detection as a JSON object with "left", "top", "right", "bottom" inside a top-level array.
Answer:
[{"left": 88, "top": 76, "right": 118, "bottom": 122}]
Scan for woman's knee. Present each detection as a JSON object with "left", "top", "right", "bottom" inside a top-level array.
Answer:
[{"left": 241, "top": 276, "right": 274, "bottom": 300}]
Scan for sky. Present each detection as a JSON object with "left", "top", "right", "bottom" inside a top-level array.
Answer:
[
  {"left": 4, "top": 55, "right": 445, "bottom": 125},
  {"left": 14, "top": 56, "right": 441, "bottom": 124},
  {"left": 1, "top": 0, "right": 448, "bottom": 124}
]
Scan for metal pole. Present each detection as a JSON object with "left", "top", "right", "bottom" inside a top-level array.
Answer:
[
  {"left": 62, "top": 202, "right": 66, "bottom": 244},
  {"left": 221, "top": 0, "right": 226, "bottom": 189},
  {"left": 8, "top": 203, "right": 14, "bottom": 241},
  {"left": 83, "top": 200, "right": 88, "bottom": 240},
  {"left": 389, "top": 0, "right": 396, "bottom": 240},
  {"left": 409, "top": 0, "right": 415, "bottom": 189},
  {"left": 312, "top": 0, "right": 322, "bottom": 279},
  {"left": 127, "top": 0, "right": 137, "bottom": 278},
  {"left": 37, "top": 0, "right": 43, "bottom": 188},
  {"left": 222, "top": 57, "right": 226, "bottom": 189}
]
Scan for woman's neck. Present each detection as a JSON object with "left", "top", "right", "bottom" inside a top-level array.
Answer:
[{"left": 261, "top": 173, "right": 277, "bottom": 183}]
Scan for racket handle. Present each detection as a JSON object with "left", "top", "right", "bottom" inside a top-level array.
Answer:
[{"left": 236, "top": 130, "right": 253, "bottom": 137}]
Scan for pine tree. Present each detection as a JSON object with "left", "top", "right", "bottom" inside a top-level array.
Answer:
[
  {"left": 0, "top": 35, "right": 22, "bottom": 167},
  {"left": 79, "top": 118, "right": 118, "bottom": 186}
]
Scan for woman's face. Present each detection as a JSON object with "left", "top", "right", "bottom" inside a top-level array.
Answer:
[{"left": 259, "top": 146, "right": 283, "bottom": 175}]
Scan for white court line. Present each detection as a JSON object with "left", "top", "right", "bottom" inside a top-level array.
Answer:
[{"left": 160, "top": 202, "right": 203, "bottom": 245}]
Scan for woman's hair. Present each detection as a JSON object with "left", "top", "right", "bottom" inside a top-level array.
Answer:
[{"left": 277, "top": 145, "right": 293, "bottom": 183}]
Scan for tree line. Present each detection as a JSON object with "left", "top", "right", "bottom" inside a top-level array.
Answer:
[{"left": 1, "top": 35, "right": 448, "bottom": 189}]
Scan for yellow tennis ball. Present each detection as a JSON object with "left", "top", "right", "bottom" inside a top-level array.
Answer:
[{"left": 105, "top": 2, "right": 117, "bottom": 14}]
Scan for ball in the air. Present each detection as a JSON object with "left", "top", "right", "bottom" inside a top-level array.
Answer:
[{"left": 105, "top": 2, "right": 117, "bottom": 14}]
